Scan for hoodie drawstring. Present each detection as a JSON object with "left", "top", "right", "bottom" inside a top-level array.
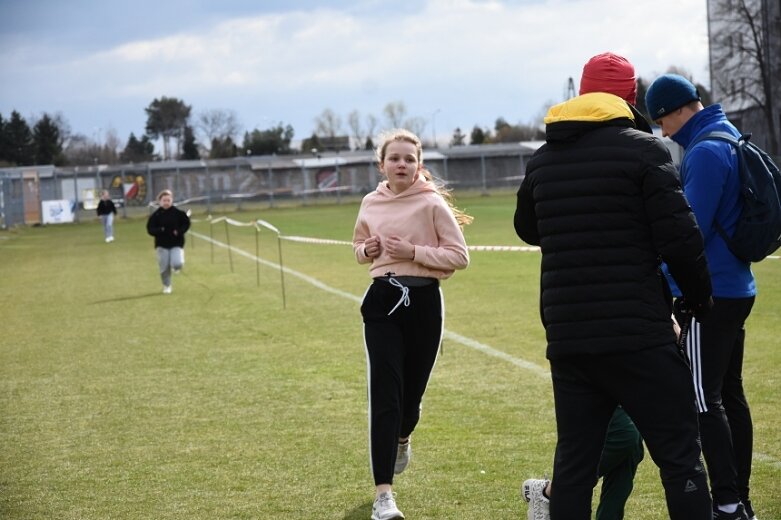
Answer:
[{"left": 387, "top": 277, "right": 410, "bottom": 315}]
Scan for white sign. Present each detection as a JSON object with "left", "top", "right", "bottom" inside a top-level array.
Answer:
[{"left": 41, "top": 199, "right": 75, "bottom": 224}]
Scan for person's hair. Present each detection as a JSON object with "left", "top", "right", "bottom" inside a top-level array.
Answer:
[
  {"left": 375, "top": 129, "right": 473, "bottom": 227},
  {"left": 157, "top": 189, "right": 173, "bottom": 201}
]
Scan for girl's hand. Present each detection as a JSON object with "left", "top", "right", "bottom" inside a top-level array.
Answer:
[
  {"left": 364, "top": 235, "right": 381, "bottom": 258},
  {"left": 386, "top": 235, "right": 415, "bottom": 260}
]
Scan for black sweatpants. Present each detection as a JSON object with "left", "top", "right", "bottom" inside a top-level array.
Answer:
[
  {"left": 676, "top": 296, "right": 755, "bottom": 507},
  {"left": 549, "top": 344, "right": 712, "bottom": 520},
  {"left": 361, "top": 278, "right": 443, "bottom": 486}
]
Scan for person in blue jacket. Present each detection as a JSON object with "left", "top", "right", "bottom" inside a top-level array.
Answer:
[{"left": 646, "top": 74, "right": 758, "bottom": 520}]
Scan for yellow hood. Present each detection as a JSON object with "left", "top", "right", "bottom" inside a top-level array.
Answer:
[{"left": 544, "top": 92, "right": 635, "bottom": 124}]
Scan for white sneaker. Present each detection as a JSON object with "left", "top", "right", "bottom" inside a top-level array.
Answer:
[
  {"left": 163, "top": 286, "right": 172, "bottom": 294},
  {"left": 371, "top": 492, "right": 404, "bottom": 520},
  {"left": 394, "top": 440, "right": 411, "bottom": 474},
  {"left": 522, "top": 478, "right": 550, "bottom": 520}
]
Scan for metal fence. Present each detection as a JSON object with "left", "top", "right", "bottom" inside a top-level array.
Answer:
[
  {"left": 0, "top": 142, "right": 540, "bottom": 228},
  {"left": 6, "top": 141, "right": 772, "bottom": 230}
]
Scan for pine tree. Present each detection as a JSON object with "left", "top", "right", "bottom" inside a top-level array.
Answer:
[{"left": 33, "top": 114, "right": 63, "bottom": 165}]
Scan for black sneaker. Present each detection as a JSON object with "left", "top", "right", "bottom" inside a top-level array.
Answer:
[{"left": 713, "top": 503, "right": 749, "bottom": 520}]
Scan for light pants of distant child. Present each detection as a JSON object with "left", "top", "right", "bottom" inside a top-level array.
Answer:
[
  {"left": 101, "top": 213, "right": 114, "bottom": 240},
  {"left": 156, "top": 247, "right": 184, "bottom": 287}
]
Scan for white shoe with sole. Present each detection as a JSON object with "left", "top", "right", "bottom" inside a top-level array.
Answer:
[
  {"left": 522, "top": 478, "right": 550, "bottom": 520},
  {"left": 371, "top": 492, "right": 404, "bottom": 520}
]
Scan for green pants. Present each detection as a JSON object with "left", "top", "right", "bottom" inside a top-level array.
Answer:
[{"left": 596, "top": 407, "right": 645, "bottom": 520}]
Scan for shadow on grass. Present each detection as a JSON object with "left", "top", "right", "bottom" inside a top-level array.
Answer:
[
  {"left": 88, "top": 292, "right": 163, "bottom": 304},
  {"left": 342, "top": 501, "right": 373, "bottom": 519}
]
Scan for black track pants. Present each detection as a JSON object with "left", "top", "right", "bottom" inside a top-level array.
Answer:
[
  {"left": 549, "top": 345, "right": 712, "bottom": 520},
  {"left": 361, "top": 278, "right": 443, "bottom": 486},
  {"left": 676, "top": 296, "right": 755, "bottom": 507}
]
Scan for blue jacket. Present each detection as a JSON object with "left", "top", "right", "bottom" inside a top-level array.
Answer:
[{"left": 665, "top": 104, "right": 756, "bottom": 298}]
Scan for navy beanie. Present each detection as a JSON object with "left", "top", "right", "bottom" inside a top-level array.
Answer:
[{"left": 645, "top": 73, "right": 701, "bottom": 119}]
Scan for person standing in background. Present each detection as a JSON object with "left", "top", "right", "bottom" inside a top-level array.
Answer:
[
  {"left": 515, "top": 52, "right": 714, "bottom": 520},
  {"left": 96, "top": 190, "right": 117, "bottom": 243},
  {"left": 646, "top": 73, "right": 758, "bottom": 520},
  {"left": 146, "top": 189, "right": 190, "bottom": 294}
]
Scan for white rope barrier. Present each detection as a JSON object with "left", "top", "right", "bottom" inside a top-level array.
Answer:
[
  {"left": 280, "top": 236, "right": 353, "bottom": 246},
  {"left": 468, "top": 245, "right": 540, "bottom": 252},
  {"left": 198, "top": 215, "right": 780, "bottom": 260}
]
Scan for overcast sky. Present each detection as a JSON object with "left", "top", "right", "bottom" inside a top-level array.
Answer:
[{"left": 0, "top": 0, "right": 711, "bottom": 149}]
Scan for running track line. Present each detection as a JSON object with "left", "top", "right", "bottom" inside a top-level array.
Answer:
[
  {"left": 192, "top": 231, "right": 549, "bottom": 379},
  {"left": 191, "top": 230, "right": 781, "bottom": 469}
]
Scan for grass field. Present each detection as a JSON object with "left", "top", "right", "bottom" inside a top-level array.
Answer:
[{"left": 1, "top": 192, "right": 779, "bottom": 519}]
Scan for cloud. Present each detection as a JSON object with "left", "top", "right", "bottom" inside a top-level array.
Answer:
[{"left": 0, "top": 0, "right": 709, "bottom": 142}]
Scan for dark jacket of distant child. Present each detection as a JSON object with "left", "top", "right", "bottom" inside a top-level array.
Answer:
[
  {"left": 96, "top": 198, "right": 117, "bottom": 216},
  {"left": 146, "top": 206, "right": 191, "bottom": 249}
]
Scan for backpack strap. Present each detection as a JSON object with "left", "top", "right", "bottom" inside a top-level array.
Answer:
[{"left": 681, "top": 130, "right": 744, "bottom": 245}]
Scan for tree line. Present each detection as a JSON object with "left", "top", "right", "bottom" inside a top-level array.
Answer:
[{"left": 0, "top": 68, "right": 712, "bottom": 168}]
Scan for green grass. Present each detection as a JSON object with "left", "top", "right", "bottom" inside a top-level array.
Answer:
[{"left": 1, "top": 192, "right": 779, "bottom": 519}]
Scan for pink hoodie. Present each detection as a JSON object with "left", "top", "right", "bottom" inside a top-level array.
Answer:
[{"left": 353, "top": 175, "right": 469, "bottom": 279}]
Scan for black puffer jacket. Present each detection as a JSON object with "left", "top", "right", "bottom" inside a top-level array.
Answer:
[{"left": 515, "top": 93, "right": 712, "bottom": 360}]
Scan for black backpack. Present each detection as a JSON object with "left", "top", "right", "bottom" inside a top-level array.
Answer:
[{"left": 685, "top": 131, "right": 781, "bottom": 262}]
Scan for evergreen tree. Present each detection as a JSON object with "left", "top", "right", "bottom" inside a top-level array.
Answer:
[
  {"left": 210, "top": 136, "right": 237, "bottom": 159},
  {"left": 181, "top": 125, "right": 199, "bottom": 160},
  {"left": 470, "top": 126, "right": 487, "bottom": 145},
  {"left": 33, "top": 114, "right": 63, "bottom": 165},
  {"left": 300, "top": 133, "right": 322, "bottom": 155},
  {"left": 243, "top": 124, "right": 295, "bottom": 156},
  {"left": 0, "top": 113, "right": 9, "bottom": 164},
  {"left": 120, "top": 133, "right": 155, "bottom": 163},
  {"left": 144, "top": 96, "right": 191, "bottom": 160},
  {"left": 5, "top": 111, "right": 34, "bottom": 166}
]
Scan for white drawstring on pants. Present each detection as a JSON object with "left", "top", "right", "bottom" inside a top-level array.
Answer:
[{"left": 387, "top": 277, "right": 410, "bottom": 315}]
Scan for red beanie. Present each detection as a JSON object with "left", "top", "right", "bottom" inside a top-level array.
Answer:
[{"left": 579, "top": 52, "right": 637, "bottom": 105}]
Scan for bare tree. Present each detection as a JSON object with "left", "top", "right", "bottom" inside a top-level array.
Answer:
[
  {"left": 365, "top": 114, "right": 378, "bottom": 140},
  {"left": 196, "top": 109, "right": 241, "bottom": 152},
  {"left": 347, "top": 110, "right": 365, "bottom": 150},
  {"left": 709, "top": 0, "right": 780, "bottom": 153},
  {"left": 365, "top": 114, "right": 378, "bottom": 150},
  {"left": 383, "top": 101, "right": 407, "bottom": 129},
  {"left": 403, "top": 116, "right": 426, "bottom": 137},
  {"left": 314, "top": 108, "right": 343, "bottom": 139},
  {"left": 101, "top": 127, "right": 121, "bottom": 164}
]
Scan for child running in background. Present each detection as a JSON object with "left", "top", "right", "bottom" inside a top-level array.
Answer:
[
  {"left": 96, "top": 190, "right": 117, "bottom": 243},
  {"left": 146, "top": 189, "right": 190, "bottom": 294},
  {"left": 352, "top": 129, "right": 471, "bottom": 520}
]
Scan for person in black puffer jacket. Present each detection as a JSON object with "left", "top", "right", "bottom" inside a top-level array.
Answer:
[
  {"left": 515, "top": 52, "right": 713, "bottom": 520},
  {"left": 146, "top": 189, "right": 190, "bottom": 294}
]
